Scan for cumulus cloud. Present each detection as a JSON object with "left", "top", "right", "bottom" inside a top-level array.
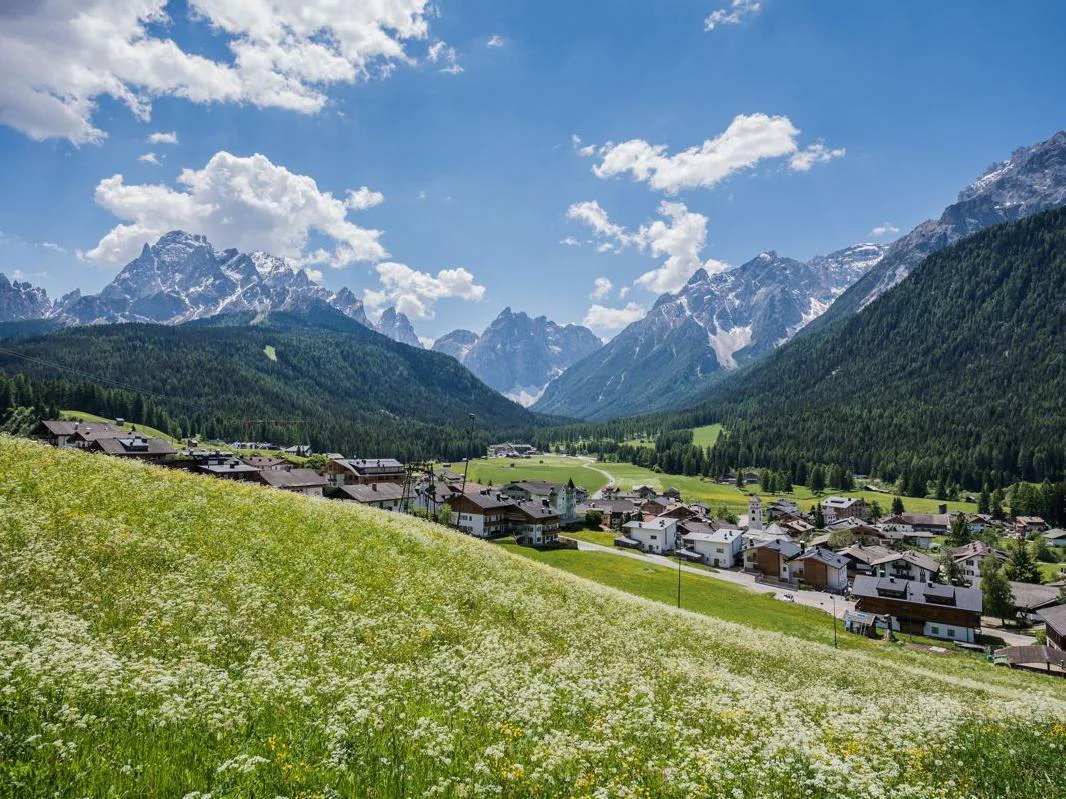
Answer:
[
  {"left": 789, "top": 142, "right": 846, "bottom": 172},
  {"left": 345, "top": 186, "right": 385, "bottom": 210},
  {"left": 138, "top": 153, "right": 161, "bottom": 165},
  {"left": 583, "top": 302, "right": 646, "bottom": 334},
  {"left": 364, "top": 261, "right": 485, "bottom": 319},
  {"left": 0, "top": 0, "right": 434, "bottom": 143},
  {"left": 147, "top": 131, "right": 178, "bottom": 145},
  {"left": 86, "top": 150, "right": 387, "bottom": 267},
  {"left": 705, "top": 0, "right": 762, "bottom": 31},
  {"left": 590, "top": 277, "right": 613, "bottom": 300},
  {"left": 487, "top": 34, "right": 505, "bottom": 48},
  {"left": 567, "top": 199, "right": 728, "bottom": 294},
  {"left": 427, "top": 40, "right": 463, "bottom": 74},
  {"left": 870, "top": 222, "right": 900, "bottom": 238},
  {"left": 590, "top": 114, "right": 804, "bottom": 193},
  {"left": 571, "top": 133, "right": 596, "bottom": 158}
]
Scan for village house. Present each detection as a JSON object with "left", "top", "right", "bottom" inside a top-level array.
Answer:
[
  {"left": 1041, "top": 528, "right": 1066, "bottom": 548},
  {"left": 838, "top": 544, "right": 896, "bottom": 581},
  {"left": 767, "top": 498, "right": 801, "bottom": 519},
  {"left": 820, "top": 496, "right": 867, "bottom": 523},
  {"left": 877, "top": 523, "right": 935, "bottom": 549},
  {"left": 871, "top": 550, "right": 941, "bottom": 584},
  {"left": 619, "top": 517, "right": 680, "bottom": 554},
  {"left": 742, "top": 539, "right": 802, "bottom": 580},
  {"left": 1041, "top": 604, "right": 1066, "bottom": 651},
  {"left": 742, "top": 526, "right": 794, "bottom": 550},
  {"left": 502, "top": 479, "right": 577, "bottom": 524},
  {"left": 507, "top": 500, "right": 561, "bottom": 546},
  {"left": 779, "top": 518, "right": 815, "bottom": 537},
  {"left": 881, "top": 510, "right": 952, "bottom": 535},
  {"left": 30, "top": 419, "right": 124, "bottom": 448},
  {"left": 257, "top": 468, "right": 327, "bottom": 496},
  {"left": 90, "top": 434, "right": 177, "bottom": 462},
  {"left": 240, "top": 455, "right": 291, "bottom": 471},
  {"left": 852, "top": 576, "right": 983, "bottom": 643},
  {"left": 189, "top": 451, "right": 262, "bottom": 481},
  {"left": 784, "top": 547, "right": 849, "bottom": 592},
  {"left": 447, "top": 490, "right": 514, "bottom": 538},
  {"left": 487, "top": 442, "right": 537, "bottom": 458},
  {"left": 1013, "top": 516, "right": 1047, "bottom": 537},
  {"left": 949, "top": 541, "right": 1008, "bottom": 587},
  {"left": 1007, "top": 582, "right": 1062, "bottom": 622},
  {"left": 322, "top": 457, "right": 405, "bottom": 487},
  {"left": 640, "top": 496, "right": 672, "bottom": 516},
  {"left": 337, "top": 481, "right": 406, "bottom": 511},
  {"left": 579, "top": 498, "right": 641, "bottom": 530},
  {"left": 681, "top": 528, "right": 742, "bottom": 568}
]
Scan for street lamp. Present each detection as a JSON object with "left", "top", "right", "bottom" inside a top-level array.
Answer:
[{"left": 460, "top": 413, "right": 476, "bottom": 498}]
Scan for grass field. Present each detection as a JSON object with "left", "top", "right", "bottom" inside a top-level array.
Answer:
[
  {"left": 691, "top": 423, "right": 723, "bottom": 447},
  {"left": 467, "top": 454, "right": 977, "bottom": 516},
  {"left": 3, "top": 437, "right": 1065, "bottom": 798}
]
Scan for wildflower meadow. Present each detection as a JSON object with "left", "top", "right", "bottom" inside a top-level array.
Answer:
[{"left": 1, "top": 437, "right": 1064, "bottom": 798}]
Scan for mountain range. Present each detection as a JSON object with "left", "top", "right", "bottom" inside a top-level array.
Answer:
[
  {"left": 532, "top": 243, "right": 886, "bottom": 419},
  {"left": 432, "top": 308, "right": 602, "bottom": 405},
  {"left": 689, "top": 205, "right": 1066, "bottom": 488},
  {"left": 534, "top": 128, "right": 1066, "bottom": 420}
]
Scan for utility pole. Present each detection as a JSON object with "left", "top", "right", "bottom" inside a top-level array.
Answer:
[{"left": 460, "top": 413, "right": 476, "bottom": 498}]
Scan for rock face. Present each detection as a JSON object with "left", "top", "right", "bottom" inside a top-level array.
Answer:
[
  {"left": 0, "top": 273, "right": 53, "bottom": 322},
  {"left": 532, "top": 245, "right": 886, "bottom": 420},
  {"left": 49, "top": 231, "right": 371, "bottom": 326},
  {"left": 374, "top": 307, "right": 423, "bottom": 348},
  {"left": 431, "top": 329, "right": 479, "bottom": 361},
  {"left": 812, "top": 129, "right": 1066, "bottom": 328},
  {"left": 433, "top": 308, "right": 602, "bottom": 406}
]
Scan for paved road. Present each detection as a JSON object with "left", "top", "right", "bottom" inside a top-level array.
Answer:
[
  {"left": 575, "top": 540, "right": 857, "bottom": 617},
  {"left": 979, "top": 619, "right": 1037, "bottom": 647}
]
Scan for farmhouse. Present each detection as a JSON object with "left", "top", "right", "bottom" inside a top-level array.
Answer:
[
  {"left": 240, "top": 455, "right": 291, "bottom": 471},
  {"left": 1041, "top": 528, "right": 1066, "bottom": 548},
  {"left": 579, "top": 498, "right": 641, "bottom": 530},
  {"left": 1014, "top": 516, "right": 1047, "bottom": 536},
  {"left": 448, "top": 491, "right": 514, "bottom": 538},
  {"left": 620, "top": 517, "right": 680, "bottom": 554},
  {"left": 502, "top": 479, "right": 577, "bottom": 523},
  {"left": 1007, "top": 581, "right": 1061, "bottom": 622},
  {"left": 30, "top": 419, "right": 125, "bottom": 447},
  {"left": 337, "top": 481, "right": 406, "bottom": 511},
  {"left": 681, "top": 528, "right": 742, "bottom": 568},
  {"left": 871, "top": 550, "right": 941, "bottom": 583},
  {"left": 838, "top": 544, "right": 896, "bottom": 580},
  {"left": 852, "top": 576, "right": 983, "bottom": 643},
  {"left": 257, "top": 468, "right": 327, "bottom": 496},
  {"left": 742, "top": 539, "right": 802, "bottom": 580},
  {"left": 322, "top": 457, "right": 405, "bottom": 487},
  {"left": 1041, "top": 604, "right": 1066, "bottom": 651},
  {"left": 507, "top": 501, "right": 561, "bottom": 546},
  {"left": 820, "top": 496, "right": 867, "bottom": 523},
  {"left": 881, "top": 512, "right": 951, "bottom": 535},
  {"left": 785, "top": 547, "right": 849, "bottom": 592},
  {"left": 949, "top": 541, "right": 1008, "bottom": 586},
  {"left": 877, "top": 524, "right": 935, "bottom": 549},
  {"left": 90, "top": 434, "right": 176, "bottom": 462}
]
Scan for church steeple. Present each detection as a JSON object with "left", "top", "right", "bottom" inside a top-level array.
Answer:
[{"left": 748, "top": 495, "right": 763, "bottom": 531}]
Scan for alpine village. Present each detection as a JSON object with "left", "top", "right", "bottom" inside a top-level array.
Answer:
[{"left": 2, "top": 3, "right": 1066, "bottom": 798}]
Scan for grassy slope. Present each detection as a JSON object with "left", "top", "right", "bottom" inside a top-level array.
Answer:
[
  {"left": 1, "top": 437, "right": 1064, "bottom": 799},
  {"left": 691, "top": 423, "right": 723, "bottom": 448}
]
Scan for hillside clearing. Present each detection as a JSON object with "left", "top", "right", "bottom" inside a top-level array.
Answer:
[{"left": 1, "top": 437, "right": 1064, "bottom": 798}]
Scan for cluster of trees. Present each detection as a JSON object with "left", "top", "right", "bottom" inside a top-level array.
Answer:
[{"left": 0, "top": 312, "right": 543, "bottom": 462}]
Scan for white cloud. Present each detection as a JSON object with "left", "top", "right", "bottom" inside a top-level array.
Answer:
[
  {"left": 427, "top": 40, "right": 463, "bottom": 74},
  {"left": 305, "top": 268, "right": 324, "bottom": 282},
  {"left": 147, "top": 131, "right": 178, "bottom": 145},
  {"left": 567, "top": 199, "right": 728, "bottom": 294},
  {"left": 138, "top": 152, "right": 161, "bottom": 165},
  {"left": 363, "top": 261, "right": 485, "bottom": 319},
  {"left": 583, "top": 302, "right": 646, "bottom": 334},
  {"left": 590, "top": 276, "right": 613, "bottom": 300},
  {"left": 705, "top": 0, "right": 762, "bottom": 31},
  {"left": 559, "top": 236, "right": 581, "bottom": 247},
  {"left": 40, "top": 242, "right": 67, "bottom": 254},
  {"left": 571, "top": 133, "right": 596, "bottom": 157},
  {"left": 487, "top": 34, "right": 505, "bottom": 48},
  {"left": 86, "top": 150, "right": 387, "bottom": 268},
  {"left": 870, "top": 222, "right": 900, "bottom": 238},
  {"left": 12, "top": 269, "right": 48, "bottom": 280},
  {"left": 619, "top": 286, "right": 630, "bottom": 299},
  {"left": 0, "top": 0, "right": 434, "bottom": 143},
  {"left": 789, "top": 142, "right": 846, "bottom": 172},
  {"left": 419, "top": 335, "right": 436, "bottom": 348},
  {"left": 591, "top": 113, "right": 803, "bottom": 193},
  {"left": 345, "top": 186, "right": 385, "bottom": 210}
]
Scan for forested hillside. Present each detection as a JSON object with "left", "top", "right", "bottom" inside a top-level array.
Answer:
[
  {"left": 0, "top": 305, "right": 538, "bottom": 459},
  {"left": 685, "top": 207, "right": 1066, "bottom": 490}
]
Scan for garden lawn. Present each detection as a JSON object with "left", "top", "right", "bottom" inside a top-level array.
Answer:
[{"left": 1, "top": 436, "right": 1064, "bottom": 799}]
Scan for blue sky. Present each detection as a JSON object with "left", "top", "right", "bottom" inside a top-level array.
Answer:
[{"left": 1, "top": 0, "right": 1064, "bottom": 342}]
